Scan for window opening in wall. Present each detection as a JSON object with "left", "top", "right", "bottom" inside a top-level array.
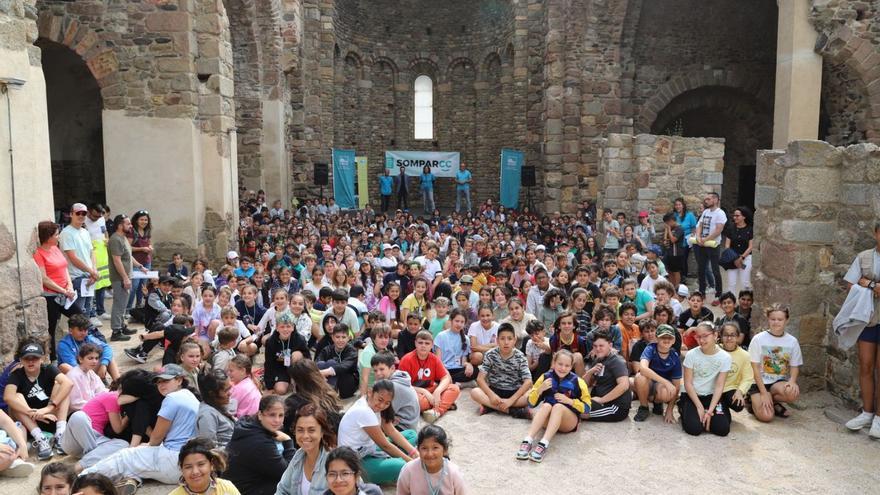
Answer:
[{"left": 414, "top": 75, "right": 433, "bottom": 140}]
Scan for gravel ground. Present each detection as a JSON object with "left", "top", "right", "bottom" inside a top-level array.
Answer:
[{"left": 3, "top": 296, "right": 879, "bottom": 494}]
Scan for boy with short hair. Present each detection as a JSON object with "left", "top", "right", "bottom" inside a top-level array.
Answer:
[
  {"left": 617, "top": 302, "right": 641, "bottom": 371},
  {"left": 398, "top": 330, "right": 461, "bottom": 423},
  {"left": 214, "top": 307, "right": 250, "bottom": 349},
  {"left": 714, "top": 291, "right": 751, "bottom": 347},
  {"left": 601, "top": 259, "right": 623, "bottom": 288},
  {"left": 397, "top": 313, "right": 423, "bottom": 359},
  {"left": 211, "top": 327, "right": 239, "bottom": 371},
  {"left": 633, "top": 324, "right": 682, "bottom": 422},
  {"left": 602, "top": 209, "right": 621, "bottom": 254},
  {"left": 653, "top": 280, "right": 683, "bottom": 317},
  {"left": 677, "top": 291, "right": 714, "bottom": 351},
  {"left": 316, "top": 323, "right": 360, "bottom": 398},
  {"left": 470, "top": 324, "right": 532, "bottom": 418},
  {"left": 371, "top": 352, "right": 420, "bottom": 431},
  {"left": 525, "top": 320, "right": 551, "bottom": 380},
  {"left": 57, "top": 314, "right": 119, "bottom": 381},
  {"left": 359, "top": 325, "right": 394, "bottom": 395},
  {"left": 428, "top": 297, "right": 451, "bottom": 338}
]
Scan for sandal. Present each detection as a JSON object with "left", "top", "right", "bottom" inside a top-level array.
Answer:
[{"left": 773, "top": 403, "right": 791, "bottom": 418}]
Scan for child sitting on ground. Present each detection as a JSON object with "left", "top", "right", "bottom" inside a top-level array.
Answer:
[
  {"left": 516, "top": 350, "right": 590, "bottom": 463},
  {"left": 633, "top": 324, "right": 681, "bottom": 423},
  {"left": 371, "top": 352, "right": 421, "bottom": 432},
  {"left": 316, "top": 323, "right": 360, "bottom": 399},
  {"left": 66, "top": 343, "right": 107, "bottom": 412},
  {"left": 525, "top": 320, "right": 551, "bottom": 380},
  {"left": 398, "top": 331, "right": 461, "bottom": 424},
  {"left": 434, "top": 309, "right": 477, "bottom": 384},
  {"left": 227, "top": 355, "right": 261, "bottom": 418},
  {"left": 57, "top": 314, "right": 119, "bottom": 382},
  {"left": 359, "top": 325, "right": 394, "bottom": 396},
  {"left": 210, "top": 327, "right": 239, "bottom": 372},
  {"left": 470, "top": 323, "right": 532, "bottom": 418}
]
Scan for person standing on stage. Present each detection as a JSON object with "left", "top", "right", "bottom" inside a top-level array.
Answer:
[
  {"left": 456, "top": 162, "right": 473, "bottom": 214},
  {"left": 379, "top": 168, "right": 394, "bottom": 213},
  {"left": 396, "top": 164, "right": 410, "bottom": 211}
]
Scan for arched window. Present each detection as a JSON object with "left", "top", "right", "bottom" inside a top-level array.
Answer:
[{"left": 414, "top": 75, "right": 433, "bottom": 140}]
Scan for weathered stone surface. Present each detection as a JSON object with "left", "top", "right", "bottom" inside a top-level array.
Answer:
[{"left": 779, "top": 220, "right": 837, "bottom": 244}]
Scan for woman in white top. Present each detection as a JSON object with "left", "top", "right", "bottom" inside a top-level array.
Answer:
[{"left": 337, "top": 380, "right": 417, "bottom": 485}]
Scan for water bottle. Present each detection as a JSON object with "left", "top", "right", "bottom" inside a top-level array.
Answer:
[{"left": 715, "top": 403, "right": 723, "bottom": 415}]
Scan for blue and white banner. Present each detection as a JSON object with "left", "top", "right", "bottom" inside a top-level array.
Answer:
[
  {"left": 384, "top": 150, "right": 460, "bottom": 177},
  {"left": 332, "top": 148, "right": 357, "bottom": 209},
  {"left": 500, "top": 148, "right": 524, "bottom": 209}
]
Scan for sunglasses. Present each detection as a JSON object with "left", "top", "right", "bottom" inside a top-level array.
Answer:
[
  {"left": 136, "top": 210, "right": 150, "bottom": 216},
  {"left": 74, "top": 211, "right": 87, "bottom": 216}
]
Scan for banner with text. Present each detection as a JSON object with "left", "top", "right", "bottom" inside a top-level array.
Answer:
[
  {"left": 500, "top": 148, "right": 524, "bottom": 209},
  {"left": 332, "top": 148, "right": 357, "bottom": 209},
  {"left": 356, "top": 156, "right": 369, "bottom": 209},
  {"left": 384, "top": 150, "right": 460, "bottom": 177}
]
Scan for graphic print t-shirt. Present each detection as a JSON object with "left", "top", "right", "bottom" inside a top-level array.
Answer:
[
  {"left": 748, "top": 331, "right": 803, "bottom": 384},
  {"left": 9, "top": 365, "right": 59, "bottom": 409}
]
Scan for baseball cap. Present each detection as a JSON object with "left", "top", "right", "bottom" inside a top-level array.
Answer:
[
  {"left": 677, "top": 284, "right": 690, "bottom": 297},
  {"left": 638, "top": 211, "right": 649, "bottom": 218},
  {"left": 72, "top": 203, "right": 88, "bottom": 213},
  {"left": 159, "top": 275, "right": 176, "bottom": 285},
  {"left": 20, "top": 343, "right": 44, "bottom": 358},
  {"left": 536, "top": 244, "right": 546, "bottom": 251},
  {"left": 153, "top": 364, "right": 186, "bottom": 381},
  {"left": 227, "top": 250, "right": 239, "bottom": 260},
  {"left": 656, "top": 325, "right": 676, "bottom": 339},
  {"left": 392, "top": 244, "right": 400, "bottom": 250},
  {"left": 322, "top": 244, "right": 332, "bottom": 252},
  {"left": 460, "top": 275, "right": 474, "bottom": 284},
  {"left": 382, "top": 244, "right": 392, "bottom": 251}
]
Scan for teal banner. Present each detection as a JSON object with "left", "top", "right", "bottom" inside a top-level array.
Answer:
[
  {"left": 332, "top": 148, "right": 357, "bottom": 209},
  {"left": 500, "top": 149, "right": 524, "bottom": 209}
]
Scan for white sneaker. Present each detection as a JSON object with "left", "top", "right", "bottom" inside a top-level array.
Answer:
[
  {"left": 421, "top": 409, "right": 440, "bottom": 424},
  {"left": 90, "top": 317, "right": 104, "bottom": 328},
  {"left": 101, "top": 313, "right": 112, "bottom": 320},
  {"left": 0, "top": 458, "right": 34, "bottom": 477},
  {"left": 869, "top": 418, "right": 880, "bottom": 439},
  {"left": 845, "top": 411, "right": 874, "bottom": 431}
]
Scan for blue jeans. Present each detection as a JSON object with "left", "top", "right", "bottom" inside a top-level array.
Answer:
[
  {"left": 72, "top": 275, "right": 94, "bottom": 317},
  {"left": 422, "top": 188, "right": 434, "bottom": 213},
  {"left": 94, "top": 288, "right": 106, "bottom": 316},
  {"left": 127, "top": 262, "right": 151, "bottom": 309},
  {"left": 456, "top": 188, "right": 471, "bottom": 213}
]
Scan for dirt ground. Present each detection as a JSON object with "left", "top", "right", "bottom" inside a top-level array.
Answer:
[{"left": 3, "top": 295, "right": 880, "bottom": 494}]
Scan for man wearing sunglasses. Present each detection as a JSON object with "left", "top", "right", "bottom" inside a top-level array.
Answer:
[{"left": 60, "top": 203, "right": 98, "bottom": 319}]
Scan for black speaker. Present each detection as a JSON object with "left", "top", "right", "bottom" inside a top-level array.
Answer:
[
  {"left": 314, "top": 163, "right": 329, "bottom": 186},
  {"left": 522, "top": 166, "right": 536, "bottom": 187}
]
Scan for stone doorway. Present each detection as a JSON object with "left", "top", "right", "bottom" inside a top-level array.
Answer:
[
  {"left": 36, "top": 38, "right": 105, "bottom": 215},
  {"left": 651, "top": 86, "right": 772, "bottom": 211}
]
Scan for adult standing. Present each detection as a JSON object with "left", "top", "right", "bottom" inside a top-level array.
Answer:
[
  {"left": 843, "top": 223, "right": 880, "bottom": 436},
  {"left": 60, "top": 203, "right": 97, "bottom": 321},
  {"left": 693, "top": 192, "right": 726, "bottom": 304},
  {"left": 33, "top": 221, "right": 80, "bottom": 361},
  {"left": 127, "top": 210, "right": 153, "bottom": 311},
  {"left": 379, "top": 169, "right": 394, "bottom": 213},
  {"left": 84, "top": 204, "right": 111, "bottom": 324},
  {"left": 108, "top": 215, "right": 143, "bottom": 341},
  {"left": 723, "top": 206, "right": 754, "bottom": 294},
  {"left": 420, "top": 166, "right": 436, "bottom": 215},
  {"left": 395, "top": 164, "right": 410, "bottom": 211},
  {"left": 672, "top": 197, "right": 697, "bottom": 279},
  {"left": 455, "top": 162, "right": 472, "bottom": 214}
]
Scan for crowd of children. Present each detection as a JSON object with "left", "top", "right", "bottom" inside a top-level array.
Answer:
[{"left": 2, "top": 191, "right": 816, "bottom": 493}]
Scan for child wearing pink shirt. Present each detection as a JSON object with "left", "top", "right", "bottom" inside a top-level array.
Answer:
[
  {"left": 67, "top": 343, "right": 107, "bottom": 411},
  {"left": 227, "top": 355, "right": 261, "bottom": 418}
]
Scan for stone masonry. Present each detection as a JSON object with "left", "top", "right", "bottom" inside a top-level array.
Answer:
[
  {"left": 597, "top": 133, "right": 724, "bottom": 227},
  {"left": 753, "top": 140, "right": 880, "bottom": 399}
]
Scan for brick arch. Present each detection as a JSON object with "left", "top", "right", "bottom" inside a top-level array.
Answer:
[
  {"left": 817, "top": 25, "right": 880, "bottom": 142},
  {"left": 36, "top": 12, "right": 119, "bottom": 88},
  {"left": 635, "top": 69, "right": 771, "bottom": 134},
  {"left": 369, "top": 56, "right": 399, "bottom": 84},
  {"left": 407, "top": 58, "right": 440, "bottom": 82},
  {"left": 445, "top": 57, "right": 476, "bottom": 82},
  {"left": 479, "top": 52, "right": 501, "bottom": 82}
]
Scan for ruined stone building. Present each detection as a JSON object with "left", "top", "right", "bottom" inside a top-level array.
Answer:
[{"left": 1, "top": 1, "right": 879, "bottom": 400}]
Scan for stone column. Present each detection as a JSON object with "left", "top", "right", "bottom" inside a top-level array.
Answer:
[
  {"left": 753, "top": 141, "right": 843, "bottom": 391},
  {"left": 772, "top": 0, "right": 823, "bottom": 148},
  {"left": 260, "top": 99, "right": 289, "bottom": 206},
  {"left": 0, "top": 2, "right": 53, "bottom": 353}
]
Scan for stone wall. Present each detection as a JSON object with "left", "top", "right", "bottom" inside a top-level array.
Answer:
[
  {"left": 0, "top": 0, "right": 54, "bottom": 359},
  {"left": 753, "top": 140, "right": 880, "bottom": 399},
  {"left": 597, "top": 133, "right": 724, "bottom": 227}
]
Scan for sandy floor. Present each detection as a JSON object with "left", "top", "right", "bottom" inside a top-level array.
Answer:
[{"left": 3, "top": 299, "right": 880, "bottom": 494}]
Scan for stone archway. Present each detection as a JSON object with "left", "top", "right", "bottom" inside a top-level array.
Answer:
[
  {"left": 650, "top": 86, "right": 772, "bottom": 210},
  {"left": 35, "top": 38, "right": 105, "bottom": 213}
]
